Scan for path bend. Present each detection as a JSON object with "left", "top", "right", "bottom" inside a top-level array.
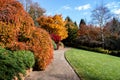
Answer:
[{"left": 25, "top": 48, "right": 80, "bottom": 80}]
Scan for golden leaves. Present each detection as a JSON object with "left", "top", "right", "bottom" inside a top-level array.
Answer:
[{"left": 37, "top": 15, "right": 68, "bottom": 40}]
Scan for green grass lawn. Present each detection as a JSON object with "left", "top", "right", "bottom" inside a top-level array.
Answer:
[{"left": 65, "top": 48, "right": 120, "bottom": 80}]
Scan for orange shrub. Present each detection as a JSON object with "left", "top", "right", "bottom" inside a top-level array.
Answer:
[
  {"left": 0, "top": 0, "right": 53, "bottom": 70},
  {"left": 0, "top": 0, "right": 34, "bottom": 27},
  {"left": 26, "top": 27, "right": 53, "bottom": 70},
  {"left": 0, "top": 22, "right": 17, "bottom": 47}
]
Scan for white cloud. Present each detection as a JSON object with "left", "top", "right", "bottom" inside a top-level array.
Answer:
[
  {"left": 75, "top": 4, "right": 91, "bottom": 11},
  {"left": 62, "top": 5, "right": 71, "bottom": 10},
  {"left": 114, "top": 9, "right": 120, "bottom": 14},
  {"left": 105, "top": 2, "right": 120, "bottom": 9},
  {"left": 105, "top": 2, "right": 120, "bottom": 15},
  {"left": 45, "top": 5, "right": 72, "bottom": 16}
]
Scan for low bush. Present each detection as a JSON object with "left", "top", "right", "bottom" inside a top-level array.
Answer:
[
  {"left": 104, "top": 37, "right": 120, "bottom": 50},
  {"left": 67, "top": 42, "right": 120, "bottom": 57},
  {"left": 52, "top": 40, "right": 57, "bottom": 50},
  {"left": 50, "top": 33, "right": 61, "bottom": 43},
  {"left": 73, "top": 45, "right": 109, "bottom": 54},
  {"left": 0, "top": 47, "right": 35, "bottom": 80},
  {"left": 13, "top": 50, "right": 35, "bottom": 69},
  {"left": 57, "top": 42, "right": 64, "bottom": 49},
  {"left": 110, "top": 50, "right": 120, "bottom": 57},
  {"left": 74, "top": 37, "right": 102, "bottom": 48}
]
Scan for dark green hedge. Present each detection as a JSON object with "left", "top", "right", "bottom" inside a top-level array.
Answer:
[{"left": 0, "top": 47, "right": 35, "bottom": 80}]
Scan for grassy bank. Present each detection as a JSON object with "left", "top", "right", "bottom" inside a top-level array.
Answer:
[{"left": 65, "top": 48, "right": 120, "bottom": 80}]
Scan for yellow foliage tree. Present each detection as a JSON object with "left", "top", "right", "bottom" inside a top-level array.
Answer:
[{"left": 37, "top": 15, "right": 68, "bottom": 40}]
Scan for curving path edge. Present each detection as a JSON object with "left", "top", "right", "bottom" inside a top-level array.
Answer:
[{"left": 25, "top": 48, "right": 80, "bottom": 80}]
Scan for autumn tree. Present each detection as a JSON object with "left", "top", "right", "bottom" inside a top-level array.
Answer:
[
  {"left": 28, "top": 2, "right": 45, "bottom": 25},
  {"left": 77, "top": 25, "right": 102, "bottom": 47},
  {"left": 37, "top": 15, "right": 68, "bottom": 40},
  {"left": 77, "top": 19, "right": 89, "bottom": 44},
  {"left": 78, "top": 19, "right": 101, "bottom": 41},
  {"left": 89, "top": 25, "right": 102, "bottom": 41},
  {"left": 78, "top": 19, "right": 87, "bottom": 36},
  {"left": 18, "top": 0, "right": 45, "bottom": 25},
  {"left": 77, "top": 18, "right": 102, "bottom": 47},
  {"left": 104, "top": 18, "right": 120, "bottom": 50}
]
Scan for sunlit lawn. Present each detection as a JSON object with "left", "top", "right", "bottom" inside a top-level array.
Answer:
[{"left": 65, "top": 48, "right": 120, "bottom": 80}]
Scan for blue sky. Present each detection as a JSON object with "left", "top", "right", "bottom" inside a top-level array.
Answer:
[{"left": 33, "top": 0, "right": 120, "bottom": 24}]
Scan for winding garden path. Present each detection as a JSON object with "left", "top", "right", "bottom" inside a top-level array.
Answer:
[{"left": 25, "top": 48, "right": 80, "bottom": 80}]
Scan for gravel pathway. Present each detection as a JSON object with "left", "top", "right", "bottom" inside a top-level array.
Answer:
[{"left": 25, "top": 48, "right": 80, "bottom": 80}]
